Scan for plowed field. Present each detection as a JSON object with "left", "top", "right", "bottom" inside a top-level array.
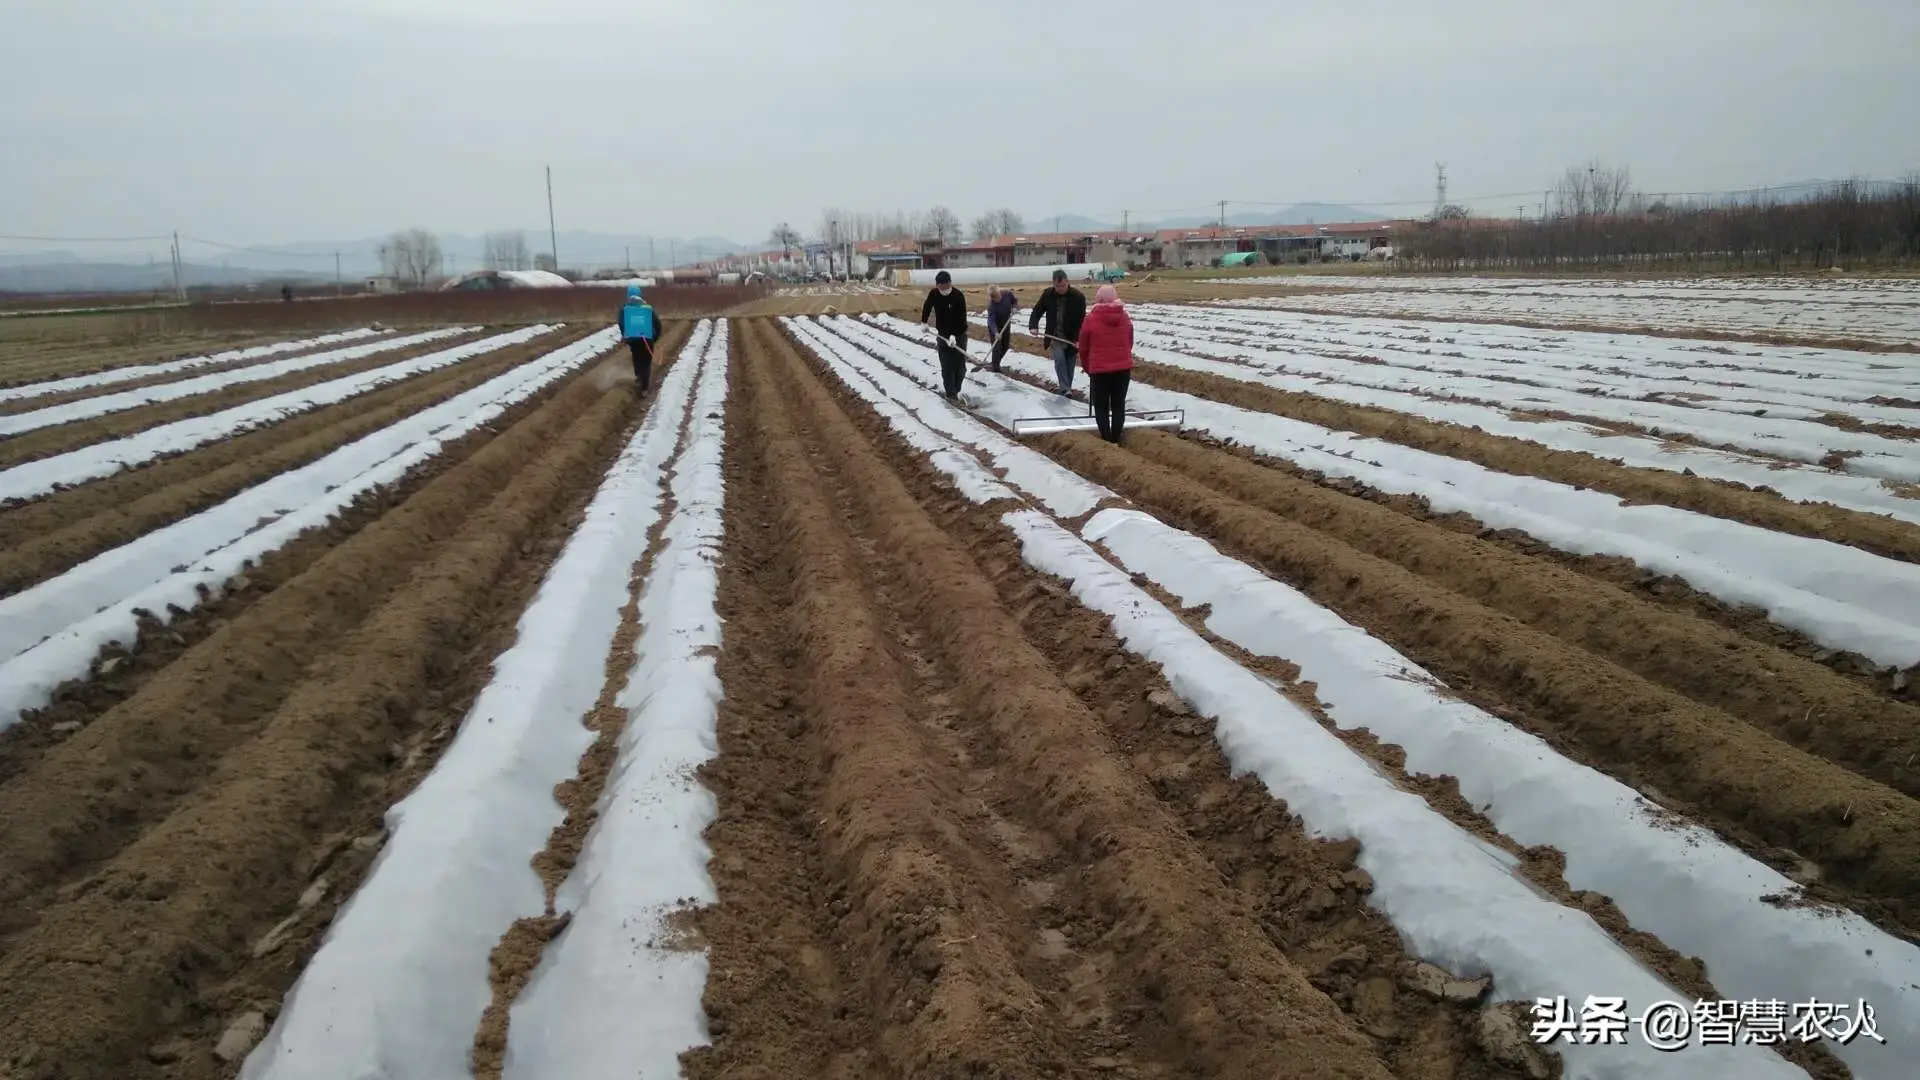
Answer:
[{"left": 1, "top": 292, "right": 1915, "bottom": 1080}]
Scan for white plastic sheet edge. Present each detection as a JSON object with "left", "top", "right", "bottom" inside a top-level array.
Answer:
[
  {"left": 501, "top": 320, "right": 732, "bottom": 1078},
  {"left": 0, "top": 327, "right": 618, "bottom": 732},
  {"left": 238, "top": 321, "right": 715, "bottom": 1080}
]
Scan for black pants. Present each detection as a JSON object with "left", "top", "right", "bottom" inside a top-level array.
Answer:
[
  {"left": 1089, "top": 369, "right": 1132, "bottom": 442},
  {"left": 989, "top": 326, "right": 1011, "bottom": 370},
  {"left": 626, "top": 338, "right": 654, "bottom": 392},
  {"left": 937, "top": 340, "right": 967, "bottom": 398}
]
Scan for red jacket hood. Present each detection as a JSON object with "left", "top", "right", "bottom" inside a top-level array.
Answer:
[{"left": 1077, "top": 301, "right": 1135, "bottom": 374}]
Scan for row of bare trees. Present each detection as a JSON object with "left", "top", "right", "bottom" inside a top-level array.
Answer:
[
  {"left": 767, "top": 205, "right": 1028, "bottom": 257},
  {"left": 376, "top": 227, "right": 569, "bottom": 290},
  {"left": 482, "top": 230, "right": 533, "bottom": 271},
  {"left": 1405, "top": 163, "right": 1920, "bottom": 271},
  {"left": 378, "top": 229, "right": 443, "bottom": 290}
]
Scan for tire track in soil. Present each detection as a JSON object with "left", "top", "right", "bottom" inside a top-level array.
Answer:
[
  {"left": 0, "top": 348, "right": 633, "bottom": 946},
  {"left": 470, "top": 340, "right": 700, "bottom": 1078},
  {"left": 751, "top": 318, "right": 1537, "bottom": 1080},
  {"left": 0, "top": 330, "right": 495, "bottom": 469},
  {"left": 0, "top": 323, "right": 663, "bottom": 599},
  {"left": 1024, "top": 429, "right": 1920, "bottom": 937},
  {"left": 0, "top": 353, "right": 642, "bottom": 1080},
  {"left": 0, "top": 335, "right": 380, "bottom": 417}
]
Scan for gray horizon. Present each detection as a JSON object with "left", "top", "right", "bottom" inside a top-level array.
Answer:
[{"left": 4, "top": 0, "right": 1916, "bottom": 262}]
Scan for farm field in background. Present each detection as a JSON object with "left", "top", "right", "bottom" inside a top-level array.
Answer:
[
  {"left": 0, "top": 275, "right": 1915, "bottom": 1080},
  {"left": 1204, "top": 273, "right": 1920, "bottom": 349}
]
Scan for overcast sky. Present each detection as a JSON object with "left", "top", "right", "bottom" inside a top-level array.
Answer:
[{"left": 4, "top": 0, "right": 1917, "bottom": 254}]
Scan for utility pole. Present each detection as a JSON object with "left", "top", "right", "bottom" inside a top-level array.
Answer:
[
  {"left": 545, "top": 165, "right": 559, "bottom": 270},
  {"left": 1121, "top": 210, "right": 1129, "bottom": 232},
  {"left": 1218, "top": 200, "right": 1226, "bottom": 229},
  {"left": 1433, "top": 163, "right": 1447, "bottom": 218},
  {"left": 334, "top": 251, "right": 342, "bottom": 295},
  {"left": 170, "top": 231, "right": 184, "bottom": 301}
]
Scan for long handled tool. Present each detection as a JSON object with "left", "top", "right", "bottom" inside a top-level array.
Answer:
[
  {"left": 1009, "top": 330, "right": 1184, "bottom": 437},
  {"left": 986, "top": 319, "right": 1012, "bottom": 370},
  {"left": 934, "top": 333, "right": 988, "bottom": 373}
]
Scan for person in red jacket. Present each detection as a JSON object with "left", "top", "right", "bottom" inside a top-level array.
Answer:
[{"left": 1075, "top": 284, "right": 1136, "bottom": 444}]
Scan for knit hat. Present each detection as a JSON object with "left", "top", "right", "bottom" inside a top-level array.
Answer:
[{"left": 1095, "top": 284, "right": 1119, "bottom": 305}]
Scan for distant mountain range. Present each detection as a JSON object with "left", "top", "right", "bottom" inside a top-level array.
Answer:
[
  {"left": 1033, "top": 203, "right": 1392, "bottom": 234},
  {"left": 9, "top": 180, "right": 1892, "bottom": 295},
  {"left": 0, "top": 229, "right": 750, "bottom": 296},
  {"left": 150, "top": 229, "right": 749, "bottom": 279},
  {"left": 0, "top": 255, "right": 335, "bottom": 295}
]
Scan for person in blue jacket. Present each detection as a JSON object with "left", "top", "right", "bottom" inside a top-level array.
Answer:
[{"left": 618, "top": 284, "right": 660, "bottom": 393}]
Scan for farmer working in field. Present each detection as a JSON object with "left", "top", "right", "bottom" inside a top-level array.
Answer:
[
  {"left": 1028, "top": 268, "right": 1087, "bottom": 396},
  {"left": 1076, "top": 284, "right": 1136, "bottom": 444},
  {"left": 618, "top": 283, "right": 660, "bottom": 395},
  {"left": 984, "top": 285, "right": 1018, "bottom": 372},
  {"left": 919, "top": 270, "right": 970, "bottom": 400}
]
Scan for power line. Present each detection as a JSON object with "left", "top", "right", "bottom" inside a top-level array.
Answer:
[
  {"left": 0, "top": 232, "right": 171, "bottom": 243},
  {"left": 182, "top": 235, "right": 373, "bottom": 258}
]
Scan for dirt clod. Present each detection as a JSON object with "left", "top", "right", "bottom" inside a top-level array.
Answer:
[
  {"left": 212, "top": 1011, "right": 267, "bottom": 1063},
  {"left": 1146, "top": 688, "right": 1191, "bottom": 715}
]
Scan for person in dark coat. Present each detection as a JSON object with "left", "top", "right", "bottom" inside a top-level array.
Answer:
[
  {"left": 1027, "top": 268, "right": 1087, "bottom": 395},
  {"left": 919, "top": 270, "right": 969, "bottom": 399},
  {"left": 984, "top": 285, "right": 1018, "bottom": 371}
]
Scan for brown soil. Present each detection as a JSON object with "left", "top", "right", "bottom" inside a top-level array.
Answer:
[
  {"left": 1814, "top": 411, "right": 1920, "bottom": 441},
  {"left": 4, "top": 304, "right": 1885, "bottom": 1079},
  {"left": 1022, "top": 430, "right": 1920, "bottom": 935},
  {"left": 962, "top": 320, "right": 1920, "bottom": 689},
  {"left": 471, "top": 337, "right": 702, "bottom": 1078},
  {"left": 975, "top": 327, "right": 1920, "bottom": 567},
  {"left": 0, "top": 323, "right": 634, "bottom": 598},
  {"left": 0, "top": 330, "right": 674, "bottom": 786},
  {"left": 0, "top": 330, "right": 498, "bottom": 469},
  {"left": 679, "top": 316, "right": 1559, "bottom": 1080},
  {"left": 0, "top": 334, "right": 387, "bottom": 417},
  {"left": 0, "top": 343, "right": 645, "bottom": 1078},
  {"left": 1106, "top": 432, "right": 1920, "bottom": 798},
  {"left": 1225, "top": 296, "right": 1920, "bottom": 355},
  {"left": 0, "top": 334, "right": 297, "bottom": 388}
]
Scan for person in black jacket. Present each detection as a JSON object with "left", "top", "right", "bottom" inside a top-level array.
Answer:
[
  {"left": 919, "top": 270, "right": 970, "bottom": 399},
  {"left": 1027, "top": 268, "right": 1087, "bottom": 395}
]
